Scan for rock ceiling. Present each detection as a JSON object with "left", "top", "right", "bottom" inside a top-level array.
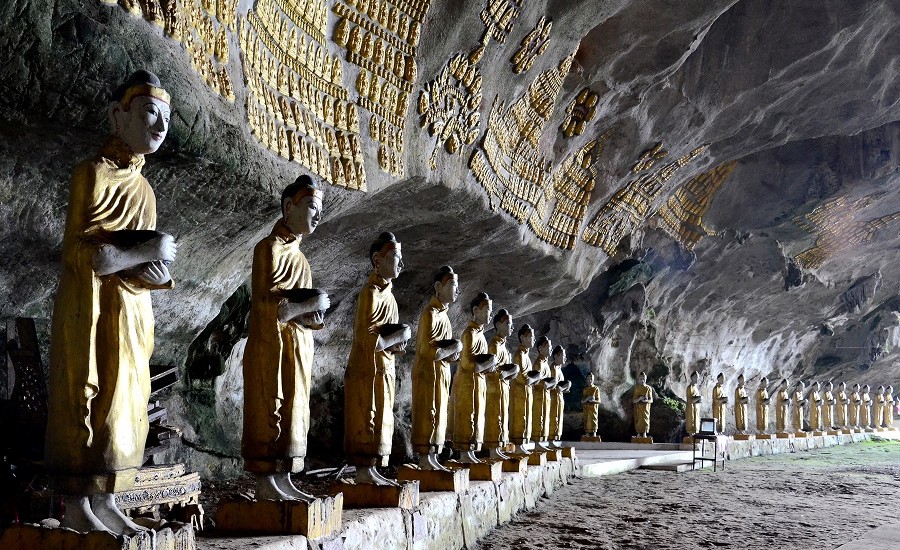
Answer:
[{"left": 1, "top": 0, "right": 899, "bottom": 454}]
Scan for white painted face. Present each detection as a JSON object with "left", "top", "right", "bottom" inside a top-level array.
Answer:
[
  {"left": 436, "top": 277, "right": 459, "bottom": 305},
  {"left": 587, "top": 372, "right": 595, "bottom": 385},
  {"left": 520, "top": 329, "right": 534, "bottom": 349},
  {"left": 553, "top": 349, "right": 566, "bottom": 365},
  {"left": 112, "top": 96, "right": 170, "bottom": 155},
  {"left": 474, "top": 299, "right": 492, "bottom": 326},
  {"left": 375, "top": 248, "right": 403, "bottom": 280},
  {"left": 497, "top": 315, "right": 513, "bottom": 338},
  {"left": 717, "top": 373, "right": 724, "bottom": 384},
  {"left": 690, "top": 371, "right": 698, "bottom": 383},
  {"left": 284, "top": 195, "right": 323, "bottom": 236},
  {"left": 639, "top": 372, "right": 647, "bottom": 384},
  {"left": 761, "top": 377, "right": 768, "bottom": 387},
  {"left": 538, "top": 340, "right": 551, "bottom": 358}
]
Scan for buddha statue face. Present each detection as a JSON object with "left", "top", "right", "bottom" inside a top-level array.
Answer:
[
  {"left": 889, "top": 385, "right": 894, "bottom": 394},
  {"left": 587, "top": 372, "right": 595, "bottom": 385},
  {"left": 473, "top": 298, "right": 492, "bottom": 326},
  {"left": 716, "top": 373, "right": 724, "bottom": 385},
  {"left": 519, "top": 328, "right": 534, "bottom": 349},
  {"left": 760, "top": 377, "right": 768, "bottom": 388},
  {"left": 879, "top": 385, "right": 885, "bottom": 394},
  {"left": 110, "top": 95, "right": 170, "bottom": 155},
  {"left": 690, "top": 371, "right": 698, "bottom": 384},
  {"left": 813, "top": 381, "right": 820, "bottom": 391},
  {"left": 780, "top": 379, "right": 788, "bottom": 389},
  {"left": 737, "top": 374, "right": 745, "bottom": 387},
  {"left": 496, "top": 314, "right": 513, "bottom": 338},
  {"left": 797, "top": 381, "right": 806, "bottom": 392},
  {"left": 863, "top": 384, "right": 870, "bottom": 393},
  {"left": 374, "top": 246, "right": 403, "bottom": 280},
  {"left": 638, "top": 372, "right": 647, "bottom": 385},
  {"left": 827, "top": 381, "right": 833, "bottom": 391},
  {"left": 552, "top": 348, "right": 566, "bottom": 366},
  {"left": 283, "top": 191, "right": 323, "bottom": 236},
  {"left": 435, "top": 274, "right": 459, "bottom": 306},
  {"left": 537, "top": 339, "right": 551, "bottom": 359},
  {"left": 853, "top": 383, "right": 860, "bottom": 391},
  {"left": 840, "top": 382, "right": 847, "bottom": 391}
]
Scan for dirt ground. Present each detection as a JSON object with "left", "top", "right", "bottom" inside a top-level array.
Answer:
[{"left": 475, "top": 440, "right": 900, "bottom": 550}]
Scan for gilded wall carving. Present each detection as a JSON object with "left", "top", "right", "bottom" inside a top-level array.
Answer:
[
  {"left": 582, "top": 145, "right": 708, "bottom": 255},
  {"left": 794, "top": 195, "right": 900, "bottom": 269},
  {"left": 241, "top": 0, "right": 367, "bottom": 190},
  {"left": 332, "top": 0, "right": 433, "bottom": 178},
  {"left": 657, "top": 161, "right": 738, "bottom": 250},
  {"left": 631, "top": 142, "right": 668, "bottom": 173},
  {"left": 560, "top": 87, "right": 599, "bottom": 139},
  {"left": 511, "top": 16, "right": 551, "bottom": 74}
]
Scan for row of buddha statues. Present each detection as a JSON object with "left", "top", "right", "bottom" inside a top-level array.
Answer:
[
  {"left": 687, "top": 372, "right": 898, "bottom": 436},
  {"left": 42, "top": 71, "right": 582, "bottom": 536}
]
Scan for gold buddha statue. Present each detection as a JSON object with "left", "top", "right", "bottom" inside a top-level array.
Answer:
[
  {"left": 530, "top": 336, "right": 556, "bottom": 451},
  {"left": 411, "top": 266, "right": 462, "bottom": 470},
  {"left": 685, "top": 371, "right": 701, "bottom": 435},
  {"left": 510, "top": 324, "right": 540, "bottom": 454},
  {"left": 874, "top": 385, "right": 886, "bottom": 428},
  {"left": 734, "top": 374, "right": 749, "bottom": 434},
  {"left": 822, "top": 382, "right": 836, "bottom": 429},
  {"left": 343, "top": 232, "right": 409, "bottom": 485},
  {"left": 808, "top": 381, "right": 823, "bottom": 432},
  {"left": 582, "top": 372, "right": 601, "bottom": 438},
  {"left": 849, "top": 383, "right": 862, "bottom": 428},
  {"left": 485, "top": 309, "right": 520, "bottom": 460},
  {"left": 45, "top": 71, "right": 176, "bottom": 535},
  {"left": 450, "top": 292, "right": 496, "bottom": 463},
  {"left": 836, "top": 382, "right": 849, "bottom": 429},
  {"left": 775, "top": 379, "right": 790, "bottom": 434},
  {"left": 861, "top": 384, "right": 872, "bottom": 428},
  {"left": 632, "top": 372, "right": 653, "bottom": 438},
  {"left": 885, "top": 385, "right": 895, "bottom": 429},
  {"left": 242, "top": 175, "right": 328, "bottom": 502},
  {"left": 792, "top": 381, "right": 807, "bottom": 434},
  {"left": 756, "top": 377, "right": 770, "bottom": 434},
  {"left": 712, "top": 373, "right": 727, "bottom": 433},
  {"left": 549, "top": 345, "right": 571, "bottom": 446}
]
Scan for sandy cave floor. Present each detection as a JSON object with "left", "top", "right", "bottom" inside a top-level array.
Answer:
[{"left": 474, "top": 441, "right": 900, "bottom": 550}]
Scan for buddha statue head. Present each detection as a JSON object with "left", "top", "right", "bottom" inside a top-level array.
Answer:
[
  {"left": 370, "top": 231, "right": 403, "bottom": 281},
  {"left": 813, "top": 381, "right": 821, "bottom": 391},
  {"left": 433, "top": 265, "right": 459, "bottom": 306},
  {"left": 888, "top": 385, "right": 894, "bottom": 394},
  {"left": 853, "top": 383, "right": 861, "bottom": 392},
  {"left": 737, "top": 374, "right": 745, "bottom": 387},
  {"left": 518, "top": 323, "right": 534, "bottom": 348},
  {"left": 587, "top": 372, "right": 595, "bottom": 386},
  {"left": 551, "top": 344, "right": 565, "bottom": 366},
  {"left": 826, "top": 381, "right": 834, "bottom": 391},
  {"left": 780, "top": 378, "right": 788, "bottom": 389},
  {"left": 536, "top": 336, "right": 551, "bottom": 359},
  {"left": 760, "top": 376, "right": 769, "bottom": 388},
  {"left": 281, "top": 175, "right": 323, "bottom": 236},
  {"left": 690, "top": 371, "right": 698, "bottom": 384},
  {"left": 493, "top": 309, "right": 513, "bottom": 338},
  {"left": 863, "top": 384, "right": 870, "bottom": 393},
  {"left": 840, "top": 381, "right": 847, "bottom": 391},
  {"left": 716, "top": 372, "right": 724, "bottom": 385},
  {"left": 470, "top": 292, "right": 492, "bottom": 326},
  {"left": 109, "top": 70, "right": 171, "bottom": 155},
  {"left": 796, "top": 380, "right": 806, "bottom": 392},
  {"left": 638, "top": 371, "right": 647, "bottom": 385},
  {"left": 878, "top": 385, "right": 885, "bottom": 394}
]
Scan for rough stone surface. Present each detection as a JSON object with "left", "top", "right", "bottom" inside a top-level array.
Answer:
[{"left": 1, "top": 0, "right": 899, "bottom": 470}]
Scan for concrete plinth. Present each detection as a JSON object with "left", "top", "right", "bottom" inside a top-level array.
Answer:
[
  {"left": 216, "top": 495, "right": 342, "bottom": 539},
  {"left": 733, "top": 434, "right": 755, "bottom": 441},
  {"left": 581, "top": 435, "right": 602, "bottom": 442},
  {"left": 501, "top": 455, "right": 528, "bottom": 473},
  {"left": 330, "top": 479, "right": 419, "bottom": 509},
  {"left": 561, "top": 447, "right": 577, "bottom": 460},
  {"left": 397, "top": 464, "right": 468, "bottom": 493},
  {"left": 631, "top": 436, "right": 654, "bottom": 444},
  {"left": 776, "top": 432, "right": 793, "bottom": 438},
  {"left": 446, "top": 460, "right": 503, "bottom": 482},
  {"left": 756, "top": 433, "right": 775, "bottom": 440},
  {"left": 545, "top": 449, "right": 562, "bottom": 462},
  {"left": 527, "top": 452, "right": 547, "bottom": 466},
  {"left": 0, "top": 521, "right": 195, "bottom": 550}
]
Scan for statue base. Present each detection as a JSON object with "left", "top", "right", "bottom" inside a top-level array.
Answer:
[
  {"left": 775, "top": 432, "right": 793, "bottom": 439},
  {"left": 545, "top": 449, "right": 562, "bottom": 462},
  {"left": 216, "top": 494, "right": 342, "bottom": 539},
  {"left": 864, "top": 428, "right": 877, "bottom": 433},
  {"left": 812, "top": 430, "right": 826, "bottom": 436},
  {"left": 581, "top": 435, "right": 602, "bottom": 442},
  {"left": 826, "top": 429, "right": 841, "bottom": 436},
  {"left": 0, "top": 521, "right": 194, "bottom": 550},
  {"left": 682, "top": 436, "right": 695, "bottom": 444},
  {"left": 446, "top": 460, "right": 503, "bottom": 482},
  {"left": 733, "top": 434, "right": 754, "bottom": 441},
  {"left": 561, "top": 447, "right": 577, "bottom": 459},
  {"left": 527, "top": 452, "right": 547, "bottom": 466},
  {"left": 756, "top": 433, "right": 776, "bottom": 440},
  {"left": 329, "top": 479, "right": 419, "bottom": 509},
  {"left": 502, "top": 455, "right": 529, "bottom": 473},
  {"left": 631, "top": 436, "right": 653, "bottom": 444},
  {"left": 794, "top": 431, "right": 808, "bottom": 437},
  {"left": 397, "top": 464, "right": 468, "bottom": 493}
]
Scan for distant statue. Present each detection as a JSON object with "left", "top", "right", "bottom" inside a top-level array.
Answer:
[
  {"left": 46, "top": 71, "right": 176, "bottom": 534},
  {"left": 411, "top": 266, "right": 462, "bottom": 470},
  {"left": 756, "top": 377, "right": 770, "bottom": 434},
  {"left": 734, "top": 374, "right": 749, "bottom": 434},
  {"left": 582, "top": 372, "right": 601, "bottom": 437},
  {"left": 712, "top": 373, "right": 727, "bottom": 432},
  {"left": 792, "top": 381, "right": 807, "bottom": 433},
  {"left": 531, "top": 336, "right": 557, "bottom": 451},
  {"left": 775, "top": 379, "right": 790, "bottom": 433},
  {"left": 861, "top": 385, "right": 872, "bottom": 428},
  {"left": 632, "top": 372, "right": 653, "bottom": 438},
  {"left": 685, "top": 371, "right": 701, "bottom": 435},
  {"left": 874, "top": 385, "right": 886, "bottom": 428},
  {"left": 510, "top": 324, "right": 540, "bottom": 454},
  {"left": 242, "top": 175, "right": 328, "bottom": 502},
  {"left": 885, "top": 385, "right": 895, "bottom": 429},
  {"left": 849, "top": 383, "right": 862, "bottom": 428},
  {"left": 549, "top": 345, "right": 572, "bottom": 446},
  {"left": 343, "top": 232, "right": 409, "bottom": 485},
  {"left": 485, "top": 309, "right": 520, "bottom": 460},
  {"left": 822, "top": 381, "right": 836, "bottom": 429},
  {"left": 836, "top": 382, "right": 849, "bottom": 429},
  {"left": 807, "top": 381, "right": 823, "bottom": 431}
]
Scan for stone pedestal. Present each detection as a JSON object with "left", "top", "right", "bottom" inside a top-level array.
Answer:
[
  {"left": 826, "top": 429, "right": 841, "bottom": 436},
  {"left": 733, "top": 434, "right": 755, "bottom": 441},
  {"left": 330, "top": 479, "right": 419, "bottom": 509},
  {"left": 0, "top": 521, "right": 195, "bottom": 550},
  {"left": 446, "top": 460, "right": 503, "bottom": 482},
  {"left": 216, "top": 495, "right": 342, "bottom": 539},
  {"left": 812, "top": 430, "right": 826, "bottom": 436},
  {"left": 501, "top": 455, "right": 528, "bottom": 473},
  {"left": 756, "top": 433, "right": 775, "bottom": 440},
  {"left": 794, "top": 431, "right": 808, "bottom": 437},
  {"left": 631, "top": 436, "right": 653, "bottom": 444},
  {"left": 397, "top": 464, "right": 468, "bottom": 493},
  {"left": 561, "top": 447, "right": 576, "bottom": 460},
  {"left": 545, "top": 449, "right": 562, "bottom": 462},
  {"left": 776, "top": 432, "right": 793, "bottom": 439},
  {"left": 527, "top": 451, "right": 547, "bottom": 466},
  {"left": 581, "top": 435, "right": 602, "bottom": 442}
]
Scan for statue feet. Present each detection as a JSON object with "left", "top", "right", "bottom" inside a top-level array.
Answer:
[
  {"left": 488, "top": 447, "right": 510, "bottom": 460},
  {"left": 356, "top": 466, "right": 400, "bottom": 486},
  {"left": 255, "top": 474, "right": 295, "bottom": 501},
  {"left": 535, "top": 442, "right": 552, "bottom": 452},
  {"left": 60, "top": 495, "right": 114, "bottom": 534},
  {"left": 274, "top": 473, "right": 315, "bottom": 502},
  {"left": 90, "top": 493, "right": 146, "bottom": 535},
  {"left": 458, "top": 450, "right": 483, "bottom": 464},
  {"left": 512, "top": 444, "right": 530, "bottom": 455},
  {"left": 418, "top": 453, "right": 449, "bottom": 471}
]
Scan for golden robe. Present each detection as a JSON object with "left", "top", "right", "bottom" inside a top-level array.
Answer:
[
  {"left": 632, "top": 383, "right": 653, "bottom": 435},
  {"left": 242, "top": 221, "right": 314, "bottom": 474},
  {"left": 509, "top": 346, "right": 533, "bottom": 444},
  {"left": 685, "top": 384, "right": 701, "bottom": 434},
  {"left": 836, "top": 391, "right": 848, "bottom": 427},
  {"left": 530, "top": 356, "right": 551, "bottom": 442},
  {"left": 776, "top": 388, "right": 790, "bottom": 432},
  {"left": 792, "top": 391, "right": 805, "bottom": 431},
  {"left": 861, "top": 393, "right": 872, "bottom": 427},
  {"left": 809, "top": 390, "right": 821, "bottom": 431},
  {"left": 822, "top": 390, "right": 835, "bottom": 428},
  {"left": 849, "top": 391, "right": 861, "bottom": 427},
  {"left": 874, "top": 393, "right": 885, "bottom": 427},
  {"left": 755, "top": 388, "right": 769, "bottom": 433},
  {"left": 884, "top": 392, "right": 894, "bottom": 428},
  {"left": 712, "top": 384, "right": 726, "bottom": 428},
  {"left": 45, "top": 138, "right": 173, "bottom": 495},
  {"left": 484, "top": 335, "right": 512, "bottom": 447},
  {"left": 582, "top": 384, "right": 601, "bottom": 435},
  {"left": 549, "top": 363, "right": 565, "bottom": 440},
  {"left": 344, "top": 273, "right": 399, "bottom": 467},
  {"left": 735, "top": 386, "right": 748, "bottom": 432},
  {"left": 411, "top": 297, "right": 453, "bottom": 454},
  {"left": 451, "top": 321, "right": 488, "bottom": 451}
]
